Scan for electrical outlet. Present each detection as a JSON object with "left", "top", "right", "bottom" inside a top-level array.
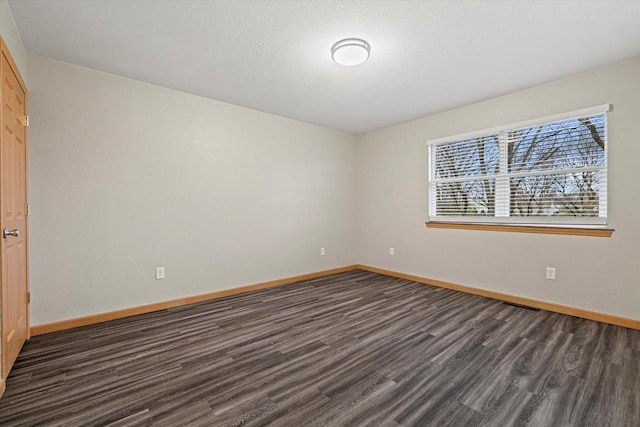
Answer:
[
  {"left": 320, "top": 247, "right": 325, "bottom": 256},
  {"left": 389, "top": 248, "right": 395, "bottom": 256},
  {"left": 156, "top": 267, "right": 165, "bottom": 280},
  {"left": 546, "top": 267, "right": 556, "bottom": 280}
]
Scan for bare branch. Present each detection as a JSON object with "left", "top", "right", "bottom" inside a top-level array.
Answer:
[{"left": 579, "top": 118, "right": 605, "bottom": 150}]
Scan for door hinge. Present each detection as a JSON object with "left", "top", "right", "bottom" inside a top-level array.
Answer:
[
  {"left": 20, "top": 115, "right": 29, "bottom": 127},
  {"left": 27, "top": 292, "right": 30, "bottom": 304},
  {"left": 25, "top": 204, "right": 30, "bottom": 216}
]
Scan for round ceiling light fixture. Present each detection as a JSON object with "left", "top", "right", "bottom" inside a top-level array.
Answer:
[{"left": 331, "top": 38, "right": 370, "bottom": 66}]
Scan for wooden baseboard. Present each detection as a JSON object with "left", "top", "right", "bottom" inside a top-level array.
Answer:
[
  {"left": 30, "top": 265, "right": 359, "bottom": 336},
  {"left": 31, "top": 263, "right": 639, "bottom": 335},
  {"left": 356, "top": 264, "right": 640, "bottom": 330},
  {"left": 0, "top": 378, "right": 5, "bottom": 400}
]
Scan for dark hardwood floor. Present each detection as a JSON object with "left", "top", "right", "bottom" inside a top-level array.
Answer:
[{"left": 0, "top": 270, "right": 638, "bottom": 426}]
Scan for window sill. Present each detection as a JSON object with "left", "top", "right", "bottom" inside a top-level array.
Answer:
[{"left": 425, "top": 222, "right": 613, "bottom": 237}]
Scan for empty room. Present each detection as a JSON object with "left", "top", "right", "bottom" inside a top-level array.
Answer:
[{"left": 0, "top": 0, "right": 639, "bottom": 425}]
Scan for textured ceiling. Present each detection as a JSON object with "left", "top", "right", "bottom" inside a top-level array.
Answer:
[{"left": 9, "top": 0, "right": 640, "bottom": 134}]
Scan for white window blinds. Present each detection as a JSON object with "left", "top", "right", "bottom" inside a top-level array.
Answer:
[{"left": 428, "top": 105, "right": 609, "bottom": 227}]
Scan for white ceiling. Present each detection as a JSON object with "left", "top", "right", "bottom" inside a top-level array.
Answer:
[{"left": 9, "top": 0, "right": 640, "bottom": 134}]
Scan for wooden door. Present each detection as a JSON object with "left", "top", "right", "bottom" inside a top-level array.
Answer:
[{"left": 1, "top": 39, "right": 28, "bottom": 381}]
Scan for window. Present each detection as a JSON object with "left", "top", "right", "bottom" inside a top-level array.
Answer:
[{"left": 427, "top": 105, "right": 610, "bottom": 229}]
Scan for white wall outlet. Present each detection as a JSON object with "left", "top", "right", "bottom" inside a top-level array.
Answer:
[
  {"left": 156, "top": 267, "right": 165, "bottom": 280},
  {"left": 546, "top": 267, "right": 556, "bottom": 280},
  {"left": 320, "top": 247, "right": 325, "bottom": 256},
  {"left": 389, "top": 247, "right": 395, "bottom": 256}
]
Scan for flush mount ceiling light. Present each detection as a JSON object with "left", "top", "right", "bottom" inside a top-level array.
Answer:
[{"left": 331, "top": 38, "right": 370, "bottom": 66}]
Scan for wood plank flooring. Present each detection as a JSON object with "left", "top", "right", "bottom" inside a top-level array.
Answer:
[{"left": 0, "top": 270, "right": 638, "bottom": 426}]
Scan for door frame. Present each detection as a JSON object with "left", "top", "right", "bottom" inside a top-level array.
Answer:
[{"left": 0, "top": 36, "right": 29, "bottom": 392}]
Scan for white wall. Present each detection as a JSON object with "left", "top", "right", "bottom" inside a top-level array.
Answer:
[
  {"left": 356, "top": 58, "right": 640, "bottom": 320},
  {"left": 0, "top": 0, "right": 26, "bottom": 81},
  {"left": 25, "top": 52, "right": 640, "bottom": 326},
  {"left": 27, "top": 55, "right": 357, "bottom": 326}
]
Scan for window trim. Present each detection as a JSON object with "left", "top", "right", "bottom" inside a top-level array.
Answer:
[
  {"left": 427, "top": 104, "right": 610, "bottom": 146},
  {"left": 426, "top": 104, "right": 611, "bottom": 231},
  {"left": 425, "top": 222, "right": 614, "bottom": 237}
]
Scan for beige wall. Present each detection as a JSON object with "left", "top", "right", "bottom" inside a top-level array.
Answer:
[
  {"left": 27, "top": 55, "right": 357, "bottom": 326},
  {"left": 25, "top": 53, "right": 640, "bottom": 325},
  {"left": 356, "top": 58, "right": 640, "bottom": 320},
  {"left": 0, "top": 0, "right": 26, "bottom": 81}
]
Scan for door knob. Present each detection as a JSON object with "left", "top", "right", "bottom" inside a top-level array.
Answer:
[{"left": 3, "top": 228, "right": 19, "bottom": 238}]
